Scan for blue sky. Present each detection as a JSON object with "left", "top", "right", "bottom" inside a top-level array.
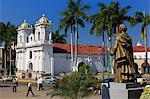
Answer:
[{"left": 0, "top": 0, "right": 150, "bottom": 47}]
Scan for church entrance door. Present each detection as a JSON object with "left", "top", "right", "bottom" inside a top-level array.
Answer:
[
  {"left": 29, "top": 63, "right": 33, "bottom": 72},
  {"left": 78, "top": 62, "right": 85, "bottom": 71},
  {"left": 28, "top": 63, "right": 33, "bottom": 78}
]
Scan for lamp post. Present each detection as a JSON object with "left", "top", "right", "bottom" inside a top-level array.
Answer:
[
  {"left": 9, "top": 48, "right": 11, "bottom": 76},
  {"left": 107, "top": 37, "right": 111, "bottom": 79},
  {"left": 99, "top": 47, "right": 105, "bottom": 80}
]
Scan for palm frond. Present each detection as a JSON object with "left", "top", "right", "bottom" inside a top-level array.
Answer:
[
  {"left": 135, "top": 12, "right": 144, "bottom": 22},
  {"left": 79, "top": 5, "right": 91, "bottom": 11},
  {"left": 97, "top": 2, "right": 107, "bottom": 10}
]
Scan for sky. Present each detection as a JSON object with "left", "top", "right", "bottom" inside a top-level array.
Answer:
[{"left": 0, "top": 0, "right": 150, "bottom": 47}]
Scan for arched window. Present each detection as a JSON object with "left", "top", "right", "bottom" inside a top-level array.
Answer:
[
  {"left": 38, "top": 32, "right": 40, "bottom": 41},
  {"left": 144, "top": 67, "right": 150, "bottom": 74},
  {"left": 29, "top": 51, "right": 32, "bottom": 59},
  {"left": 133, "top": 55, "right": 136, "bottom": 59},
  {"left": 27, "top": 37, "right": 29, "bottom": 43},
  {"left": 20, "top": 36, "right": 22, "bottom": 43},
  {"left": 78, "top": 62, "right": 85, "bottom": 71},
  {"left": 28, "top": 63, "right": 33, "bottom": 73},
  {"left": 31, "top": 37, "right": 32, "bottom": 41}
]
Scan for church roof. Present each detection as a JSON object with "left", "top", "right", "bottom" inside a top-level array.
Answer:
[
  {"left": 18, "top": 20, "right": 32, "bottom": 30},
  {"left": 53, "top": 44, "right": 150, "bottom": 55},
  {"left": 53, "top": 44, "right": 107, "bottom": 55},
  {"left": 133, "top": 41, "right": 150, "bottom": 52},
  {"left": 38, "top": 14, "right": 51, "bottom": 25},
  {"left": 133, "top": 46, "right": 150, "bottom": 52}
]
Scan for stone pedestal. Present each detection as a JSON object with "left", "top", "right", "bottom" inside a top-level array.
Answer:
[{"left": 109, "top": 82, "right": 144, "bottom": 99}]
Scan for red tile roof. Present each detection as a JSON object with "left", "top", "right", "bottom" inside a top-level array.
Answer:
[
  {"left": 53, "top": 44, "right": 150, "bottom": 55},
  {"left": 53, "top": 44, "right": 107, "bottom": 55},
  {"left": 133, "top": 46, "right": 150, "bottom": 52}
]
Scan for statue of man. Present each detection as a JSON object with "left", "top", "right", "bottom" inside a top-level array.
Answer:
[{"left": 110, "top": 24, "right": 135, "bottom": 83}]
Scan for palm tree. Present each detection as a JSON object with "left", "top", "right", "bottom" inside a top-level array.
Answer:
[
  {"left": 0, "top": 22, "right": 17, "bottom": 75},
  {"left": 131, "top": 12, "right": 150, "bottom": 73},
  {"left": 107, "top": 2, "right": 133, "bottom": 36},
  {"left": 68, "top": 0, "right": 90, "bottom": 68},
  {"left": 0, "top": 22, "right": 6, "bottom": 43},
  {"left": 59, "top": 8, "right": 75, "bottom": 71},
  {"left": 52, "top": 31, "right": 67, "bottom": 44},
  {"left": 59, "top": 0, "right": 90, "bottom": 69},
  {"left": 0, "top": 22, "right": 6, "bottom": 74},
  {"left": 90, "top": 3, "right": 108, "bottom": 80},
  {"left": 90, "top": 2, "right": 133, "bottom": 78},
  {"left": 106, "top": 2, "right": 133, "bottom": 78}
]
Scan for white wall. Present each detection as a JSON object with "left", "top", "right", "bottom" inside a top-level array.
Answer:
[
  {"left": 76, "top": 54, "right": 107, "bottom": 73},
  {"left": 134, "top": 52, "right": 150, "bottom": 59},
  {"left": 54, "top": 53, "right": 71, "bottom": 75},
  {"left": 53, "top": 53, "right": 107, "bottom": 75}
]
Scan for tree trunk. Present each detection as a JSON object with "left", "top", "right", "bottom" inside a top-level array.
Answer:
[
  {"left": 144, "top": 26, "right": 148, "bottom": 64},
  {"left": 4, "top": 43, "right": 7, "bottom": 76},
  {"left": 107, "top": 36, "right": 111, "bottom": 78},
  {"left": 102, "top": 32, "right": 105, "bottom": 80},
  {"left": 74, "top": 21, "right": 78, "bottom": 69},
  {"left": 70, "top": 26, "right": 74, "bottom": 71},
  {"left": 4, "top": 48, "right": 7, "bottom": 76},
  {"left": 9, "top": 48, "right": 11, "bottom": 76},
  {"left": 109, "top": 36, "right": 114, "bottom": 75},
  {"left": 14, "top": 44, "right": 16, "bottom": 74}
]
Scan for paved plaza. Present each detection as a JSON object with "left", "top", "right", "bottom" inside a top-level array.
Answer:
[
  {"left": 0, "top": 81, "right": 101, "bottom": 99},
  {"left": 0, "top": 84, "right": 51, "bottom": 99}
]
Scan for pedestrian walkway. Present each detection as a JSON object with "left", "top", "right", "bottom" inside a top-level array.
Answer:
[
  {"left": 0, "top": 84, "right": 101, "bottom": 99},
  {"left": 0, "top": 85, "right": 51, "bottom": 99}
]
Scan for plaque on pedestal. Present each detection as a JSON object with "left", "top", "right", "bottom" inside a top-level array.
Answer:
[{"left": 108, "top": 82, "right": 144, "bottom": 99}]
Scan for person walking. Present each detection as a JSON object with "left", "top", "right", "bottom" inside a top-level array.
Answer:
[
  {"left": 26, "top": 80, "right": 34, "bottom": 97},
  {"left": 12, "top": 78, "right": 17, "bottom": 92},
  {"left": 37, "top": 77, "right": 40, "bottom": 91},
  {"left": 38, "top": 77, "right": 44, "bottom": 91},
  {"left": 15, "top": 76, "right": 18, "bottom": 86},
  {"left": 102, "top": 85, "right": 110, "bottom": 99}
]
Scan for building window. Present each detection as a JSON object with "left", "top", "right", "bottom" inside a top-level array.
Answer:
[
  {"left": 38, "top": 32, "right": 40, "bottom": 41},
  {"left": 139, "top": 56, "right": 142, "bottom": 59},
  {"left": 27, "top": 37, "right": 29, "bottom": 43},
  {"left": 144, "top": 67, "right": 150, "bottom": 74},
  {"left": 20, "top": 36, "right": 22, "bottom": 43},
  {"left": 31, "top": 37, "right": 32, "bottom": 41},
  {"left": 30, "top": 51, "right": 32, "bottom": 59},
  {"left": 134, "top": 55, "right": 136, "bottom": 59}
]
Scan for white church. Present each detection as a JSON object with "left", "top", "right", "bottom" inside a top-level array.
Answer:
[
  {"left": 16, "top": 14, "right": 150, "bottom": 79},
  {"left": 16, "top": 14, "right": 106, "bottom": 79}
]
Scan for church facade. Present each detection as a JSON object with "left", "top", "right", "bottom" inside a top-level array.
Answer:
[{"left": 16, "top": 15, "right": 54, "bottom": 78}]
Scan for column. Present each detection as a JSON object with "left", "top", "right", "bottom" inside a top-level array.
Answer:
[{"left": 50, "top": 58, "right": 54, "bottom": 75}]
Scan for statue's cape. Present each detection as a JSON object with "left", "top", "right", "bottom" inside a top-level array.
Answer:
[
  {"left": 118, "top": 32, "right": 132, "bottom": 45},
  {"left": 116, "top": 32, "right": 135, "bottom": 73}
]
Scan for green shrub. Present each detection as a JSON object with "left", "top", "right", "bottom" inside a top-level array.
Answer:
[
  {"left": 140, "top": 87, "right": 150, "bottom": 99},
  {"left": 50, "top": 64, "right": 101, "bottom": 99}
]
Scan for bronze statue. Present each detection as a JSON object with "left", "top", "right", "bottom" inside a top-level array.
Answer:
[{"left": 110, "top": 24, "right": 135, "bottom": 83}]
